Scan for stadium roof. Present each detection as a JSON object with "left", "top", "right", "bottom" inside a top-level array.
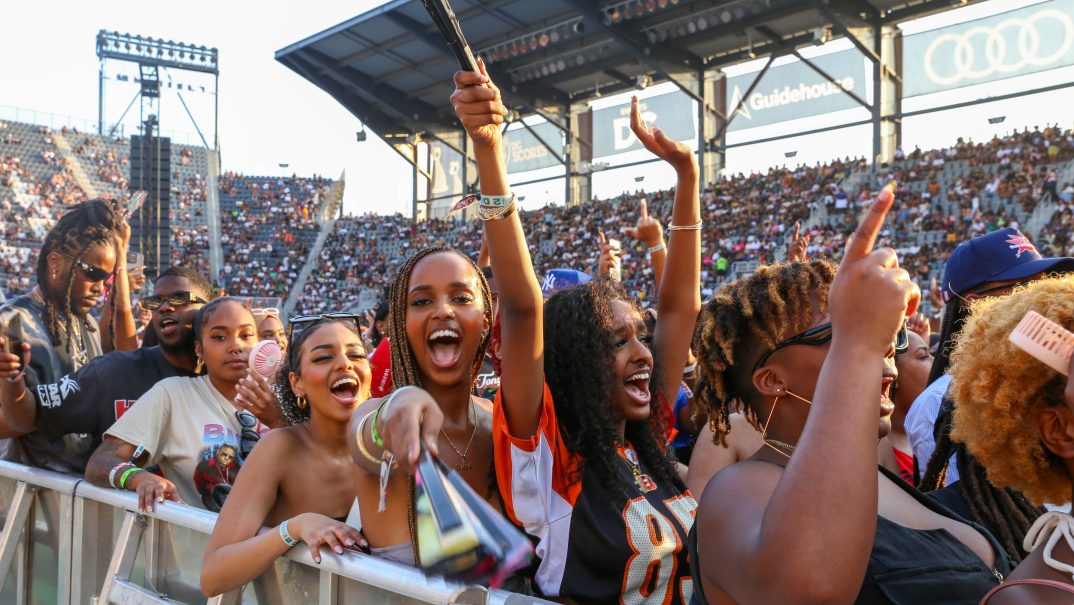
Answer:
[{"left": 276, "top": 0, "right": 979, "bottom": 139}]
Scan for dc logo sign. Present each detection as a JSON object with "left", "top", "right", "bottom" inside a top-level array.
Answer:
[{"left": 923, "top": 7, "right": 1074, "bottom": 87}]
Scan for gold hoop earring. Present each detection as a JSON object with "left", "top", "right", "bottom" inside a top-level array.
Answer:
[
  {"left": 297, "top": 395, "right": 308, "bottom": 410},
  {"left": 760, "top": 388, "right": 812, "bottom": 458},
  {"left": 194, "top": 356, "right": 204, "bottom": 374}
]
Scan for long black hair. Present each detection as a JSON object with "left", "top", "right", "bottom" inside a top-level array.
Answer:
[
  {"left": 543, "top": 277, "right": 684, "bottom": 502},
  {"left": 35, "top": 199, "right": 123, "bottom": 354},
  {"left": 273, "top": 318, "right": 362, "bottom": 425}
]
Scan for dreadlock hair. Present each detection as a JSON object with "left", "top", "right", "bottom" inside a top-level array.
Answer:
[
  {"left": 693, "top": 259, "right": 837, "bottom": 447},
  {"left": 35, "top": 199, "right": 123, "bottom": 355},
  {"left": 157, "top": 265, "right": 214, "bottom": 302},
  {"left": 274, "top": 318, "right": 363, "bottom": 426},
  {"left": 385, "top": 247, "right": 493, "bottom": 390},
  {"left": 384, "top": 246, "right": 492, "bottom": 566},
  {"left": 543, "top": 277, "right": 684, "bottom": 502},
  {"left": 926, "top": 300, "right": 969, "bottom": 385}
]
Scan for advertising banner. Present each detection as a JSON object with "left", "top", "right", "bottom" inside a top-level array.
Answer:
[
  {"left": 503, "top": 122, "right": 563, "bottom": 174},
  {"left": 429, "top": 141, "right": 464, "bottom": 200},
  {"left": 903, "top": 0, "right": 1074, "bottom": 96},
  {"left": 592, "top": 92, "right": 695, "bottom": 158},
  {"left": 725, "top": 49, "right": 867, "bottom": 132}
]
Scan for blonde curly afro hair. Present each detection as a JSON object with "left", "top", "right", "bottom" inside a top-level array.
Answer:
[{"left": 949, "top": 275, "right": 1074, "bottom": 506}]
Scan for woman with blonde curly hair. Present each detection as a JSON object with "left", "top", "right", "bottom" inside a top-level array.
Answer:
[{"left": 949, "top": 276, "right": 1074, "bottom": 604}]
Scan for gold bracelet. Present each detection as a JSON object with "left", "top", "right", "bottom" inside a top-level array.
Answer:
[{"left": 354, "top": 410, "right": 380, "bottom": 464}]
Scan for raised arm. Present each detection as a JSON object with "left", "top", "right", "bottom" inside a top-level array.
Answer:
[
  {"left": 100, "top": 217, "right": 137, "bottom": 352},
  {"left": 633, "top": 97, "right": 701, "bottom": 406},
  {"left": 625, "top": 199, "right": 666, "bottom": 291},
  {"left": 698, "top": 186, "right": 920, "bottom": 604},
  {"left": 0, "top": 337, "right": 34, "bottom": 434},
  {"left": 450, "top": 61, "right": 544, "bottom": 439}
]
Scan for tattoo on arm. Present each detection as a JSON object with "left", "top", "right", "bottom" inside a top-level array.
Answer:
[{"left": 85, "top": 436, "right": 135, "bottom": 485}]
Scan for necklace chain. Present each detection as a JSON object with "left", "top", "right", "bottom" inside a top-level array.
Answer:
[
  {"left": 440, "top": 399, "right": 477, "bottom": 470},
  {"left": 763, "top": 438, "right": 797, "bottom": 458}
]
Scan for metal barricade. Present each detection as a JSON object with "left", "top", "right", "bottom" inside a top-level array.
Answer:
[{"left": 0, "top": 461, "right": 551, "bottom": 605}]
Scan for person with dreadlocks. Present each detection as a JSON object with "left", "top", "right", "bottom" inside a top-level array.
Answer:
[
  {"left": 201, "top": 316, "right": 369, "bottom": 596},
  {"left": 938, "top": 276, "right": 1074, "bottom": 604},
  {"left": 689, "top": 188, "right": 1012, "bottom": 604},
  {"left": 451, "top": 61, "right": 701, "bottom": 603},
  {"left": 346, "top": 243, "right": 494, "bottom": 566},
  {"left": 0, "top": 199, "right": 127, "bottom": 473},
  {"left": 909, "top": 229, "right": 1073, "bottom": 563}
]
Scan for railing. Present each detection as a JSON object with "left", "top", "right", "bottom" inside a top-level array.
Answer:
[{"left": 0, "top": 460, "right": 551, "bottom": 605}]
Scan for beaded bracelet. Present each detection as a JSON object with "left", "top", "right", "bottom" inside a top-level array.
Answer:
[{"left": 279, "top": 519, "right": 300, "bottom": 547}]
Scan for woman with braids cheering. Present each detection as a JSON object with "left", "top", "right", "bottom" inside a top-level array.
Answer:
[
  {"left": 346, "top": 246, "right": 495, "bottom": 566},
  {"left": 0, "top": 199, "right": 128, "bottom": 473},
  {"left": 450, "top": 61, "right": 701, "bottom": 603},
  {"left": 201, "top": 317, "right": 368, "bottom": 596},
  {"left": 689, "top": 189, "right": 1010, "bottom": 604}
]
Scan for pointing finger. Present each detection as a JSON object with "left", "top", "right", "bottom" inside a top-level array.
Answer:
[
  {"left": 792, "top": 221, "right": 800, "bottom": 241},
  {"left": 640, "top": 198, "right": 649, "bottom": 220},
  {"left": 844, "top": 184, "right": 895, "bottom": 261}
]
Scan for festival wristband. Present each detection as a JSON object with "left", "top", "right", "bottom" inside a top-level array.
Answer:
[
  {"left": 118, "top": 467, "right": 142, "bottom": 490},
  {"left": 647, "top": 242, "right": 666, "bottom": 254},
  {"left": 480, "top": 192, "right": 515, "bottom": 207},
  {"left": 279, "top": 519, "right": 300, "bottom": 546},
  {"left": 109, "top": 463, "right": 134, "bottom": 489},
  {"left": 373, "top": 385, "right": 416, "bottom": 447}
]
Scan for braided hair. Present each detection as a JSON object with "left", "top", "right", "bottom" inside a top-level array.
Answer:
[
  {"left": 385, "top": 246, "right": 493, "bottom": 566},
  {"left": 693, "top": 259, "right": 837, "bottom": 446},
  {"left": 274, "top": 318, "right": 363, "bottom": 426},
  {"left": 35, "top": 199, "right": 123, "bottom": 355},
  {"left": 543, "top": 277, "right": 684, "bottom": 501},
  {"left": 926, "top": 300, "right": 969, "bottom": 385}
]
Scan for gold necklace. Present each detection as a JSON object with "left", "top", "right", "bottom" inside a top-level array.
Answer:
[
  {"left": 440, "top": 399, "right": 477, "bottom": 471},
  {"left": 617, "top": 442, "right": 657, "bottom": 493}
]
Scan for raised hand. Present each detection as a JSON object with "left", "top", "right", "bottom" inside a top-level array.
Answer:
[
  {"left": 624, "top": 199, "right": 663, "bottom": 247},
  {"left": 905, "top": 311, "right": 930, "bottom": 342},
  {"left": 828, "top": 184, "right": 920, "bottom": 354},
  {"left": 289, "top": 513, "right": 367, "bottom": 564},
  {"left": 787, "top": 222, "right": 810, "bottom": 262},
  {"left": 450, "top": 58, "right": 507, "bottom": 150},
  {"left": 630, "top": 96, "right": 695, "bottom": 172},
  {"left": 0, "top": 336, "right": 29, "bottom": 383},
  {"left": 597, "top": 231, "right": 622, "bottom": 280}
]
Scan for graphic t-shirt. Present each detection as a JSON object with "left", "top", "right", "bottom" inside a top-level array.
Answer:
[
  {"left": 0, "top": 292, "right": 102, "bottom": 473},
  {"left": 34, "top": 346, "right": 195, "bottom": 444},
  {"left": 473, "top": 352, "right": 500, "bottom": 401},
  {"left": 104, "top": 375, "right": 270, "bottom": 510},
  {"left": 493, "top": 385, "right": 697, "bottom": 604}
]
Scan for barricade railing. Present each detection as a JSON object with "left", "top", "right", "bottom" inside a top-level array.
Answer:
[{"left": 0, "top": 460, "right": 551, "bottom": 605}]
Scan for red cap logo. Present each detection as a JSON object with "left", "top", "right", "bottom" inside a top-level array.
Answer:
[{"left": 1006, "top": 235, "right": 1037, "bottom": 259}]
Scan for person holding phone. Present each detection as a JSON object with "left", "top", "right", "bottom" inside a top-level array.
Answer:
[
  {"left": 688, "top": 188, "right": 1010, "bottom": 604},
  {"left": 451, "top": 62, "right": 701, "bottom": 603},
  {"left": 0, "top": 199, "right": 126, "bottom": 473}
]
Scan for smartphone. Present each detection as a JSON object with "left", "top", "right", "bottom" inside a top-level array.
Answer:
[
  {"left": 420, "top": 0, "right": 479, "bottom": 72},
  {"left": 125, "top": 191, "right": 147, "bottom": 220},
  {"left": 3, "top": 316, "right": 24, "bottom": 372}
]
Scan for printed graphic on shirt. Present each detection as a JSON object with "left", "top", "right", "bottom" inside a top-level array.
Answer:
[
  {"left": 36, "top": 375, "right": 80, "bottom": 409},
  {"left": 192, "top": 423, "right": 245, "bottom": 512},
  {"left": 114, "top": 400, "right": 136, "bottom": 421}
]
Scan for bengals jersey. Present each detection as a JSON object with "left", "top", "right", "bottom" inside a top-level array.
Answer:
[{"left": 494, "top": 385, "right": 697, "bottom": 604}]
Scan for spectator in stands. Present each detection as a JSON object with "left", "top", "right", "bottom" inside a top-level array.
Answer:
[
  {"left": 911, "top": 228, "right": 1074, "bottom": 560},
  {"left": 690, "top": 190, "right": 1010, "bottom": 603},
  {"left": 201, "top": 317, "right": 368, "bottom": 596},
  {"left": 84, "top": 298, "right": 273, "bottom": 512},
  {"left": 458, "top": 64, "right": 700, "bottom": 601},
  {"left": 253, "top": 308, "right": 287, "bottom": 357},
  {"left": 346, "top": 245, "right": 494, "bottom": 567},
  {"left": 950, "top": 276, "right": 1074, "bottom": 603},
  {"left": 0, "top": 267, "right": 214, "bottom": 448},
  {"left": 0, "top": 199, "right": 125, "bottom": 473}
]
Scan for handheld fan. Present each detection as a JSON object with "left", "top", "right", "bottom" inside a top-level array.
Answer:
[{"left": 249, "top": 340, "right": 283, "bottom": 378}]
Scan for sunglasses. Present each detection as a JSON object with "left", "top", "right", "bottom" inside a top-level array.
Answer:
[
  {"left": 234, "top": 410, "right": 260, "bottom": 460},
  {"left": 753, "top": 321, "right": 909, "bottom": 373},
  {"left": 287, "top": 312, "right": 363, "bottom": 364},
  {"left": 140, "top": 291, "right": 208, "bottom": 310},
  {"left": 62, "top": 254, "right": 111, "bottom": 283},
  {"left": 253, "top": 307, "right": 281, "bottom": 318}
]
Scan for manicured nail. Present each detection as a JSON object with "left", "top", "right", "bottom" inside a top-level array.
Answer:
[
  {"left": 345, "top": 539, "right": 355, "bottom": 547},
  {"left": 334, "top": 546, "right": 343, "bottom": 554},
  {"left": 314, "top": 557, "right": 321, "bottom": 564}
]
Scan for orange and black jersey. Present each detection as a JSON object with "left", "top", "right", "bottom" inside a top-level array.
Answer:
[{"left": 494, "top": 385, "right": 697, "bottom": 604}]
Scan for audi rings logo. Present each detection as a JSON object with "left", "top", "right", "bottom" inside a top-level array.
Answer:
[{"left": 923, "top": 8, "right": 1074, "bottom": 86}]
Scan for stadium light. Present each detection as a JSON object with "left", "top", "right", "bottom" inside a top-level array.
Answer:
[
  {"left": 97, "top": 30, "right": 218, "bottom": 75},
  {"left": 988, "top": 116, "right": 1006, "bottom": 125},
  {"left": 635, "top": 176, "right": 645, "bottom": 183},
  {"left": 785, "top": 151, "right": 798, "bottom": 158}
]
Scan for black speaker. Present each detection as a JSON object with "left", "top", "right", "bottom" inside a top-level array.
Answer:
[{"left": 129, "top": 135, "right": 172, "bottom": 277}]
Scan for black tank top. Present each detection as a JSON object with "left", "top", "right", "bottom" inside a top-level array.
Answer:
[{"left": 688, "top": 466, "right": 1012, "bottom": 605}]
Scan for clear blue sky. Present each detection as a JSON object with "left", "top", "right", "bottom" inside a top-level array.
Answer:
[{"left": 2, "top": 0, "right": 1068, "bottom": 217}]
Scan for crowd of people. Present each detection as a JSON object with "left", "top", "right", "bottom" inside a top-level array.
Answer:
[{"left": 4, "top": 65, "right": 1074, "bottom": 603}]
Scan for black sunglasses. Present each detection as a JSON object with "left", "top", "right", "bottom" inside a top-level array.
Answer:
[
  {"left": 62, "top": 254, "right": 111, "bottom": 283},
  {"left": 234, "top": 410, "right": 260, "bottom": 461},
  {"left": 141, "top": 291, "right": 208, "bottom": 310},
  {"left": 287, "top": 312, "right": 363, "bottom": 364},
  {"left": 753, "top": 321, "right": 909, "bottom": 373}
]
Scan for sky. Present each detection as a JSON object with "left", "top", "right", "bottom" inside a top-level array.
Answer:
[{"left": 1, "top": 0, "right": 1070, "bottom": 217}]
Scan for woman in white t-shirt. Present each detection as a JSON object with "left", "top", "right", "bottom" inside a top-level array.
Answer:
[
  {"left": 200, "top": 317, "right": 369, "bottom": 596},
  {"left": 85, "top": 297, "right": 271, "bottom": 512}
]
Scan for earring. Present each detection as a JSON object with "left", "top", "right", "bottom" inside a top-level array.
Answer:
[
  {"left": 195, "top": 356, "right": 204, "bottom": 374},
  {"left": 297, "top": 395, "right": 307, "bottom": 410}
]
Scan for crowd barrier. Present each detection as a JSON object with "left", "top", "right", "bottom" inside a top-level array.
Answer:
[{"left": 0, "top": 460, "right": 551, "bottom": 605}]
